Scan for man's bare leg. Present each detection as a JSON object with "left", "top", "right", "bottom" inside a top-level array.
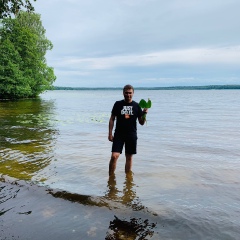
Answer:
[
  {"left": 109, "top": 152, "right": 120, "bottom": 176},
  {"left": 125, "top": 153, "right": 133, "bottom": 173}
]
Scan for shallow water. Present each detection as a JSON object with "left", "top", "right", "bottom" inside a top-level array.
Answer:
[{"left": 1, "top": 90, "right": 240, "bottom": 239}]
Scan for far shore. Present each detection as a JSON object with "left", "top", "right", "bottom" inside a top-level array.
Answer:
[{"left": 53, "top": 85, "right": 240, "bottom": 91}]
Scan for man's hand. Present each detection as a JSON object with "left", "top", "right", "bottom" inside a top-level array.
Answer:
[
  {"left": 108, "top": 115, "right": 115, "bottom": 141},
  {"left": 108, "top": 134, "right": 114, "bottom": 142},
  {"left": 138, "top": 108, "right": 149, "bottom": 125},
  {"left": 143, "top": 108, "right": 148, "bottom": 114}
]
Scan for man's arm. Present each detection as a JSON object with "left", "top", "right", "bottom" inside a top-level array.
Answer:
[
  {"left": 138, "top": 108, "right": 148, "bottom": 125},
  {"left": 108, "top": 114, "right": 115, "bottom": 141}
]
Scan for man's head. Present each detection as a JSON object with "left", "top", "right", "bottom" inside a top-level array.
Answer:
[{"left": 123, "top": 84, "right": 134, "bottom": 103}]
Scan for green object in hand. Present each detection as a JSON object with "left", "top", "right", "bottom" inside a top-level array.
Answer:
[
  {"left": 139, "top": 98, "right": 152, "bottom": 122},
  {"left": 139, "top": 98, "right": 152, "bottom": 108}
]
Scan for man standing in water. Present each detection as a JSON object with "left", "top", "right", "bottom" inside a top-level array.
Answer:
[{"left": 108, "top": 84, "right": 148, "bottom": 176}]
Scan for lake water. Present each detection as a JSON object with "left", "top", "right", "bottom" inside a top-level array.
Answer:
[{"left": 1, "top": 90, "right": 240, "bottom": 240}]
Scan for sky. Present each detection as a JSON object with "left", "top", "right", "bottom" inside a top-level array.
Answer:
[{"left": 34, "top": 0, "right": 240, "bottom": 87}]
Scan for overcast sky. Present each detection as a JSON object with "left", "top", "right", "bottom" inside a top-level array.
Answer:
[{"left": 34, "top": 0, "right": 240, "bottom": 87}]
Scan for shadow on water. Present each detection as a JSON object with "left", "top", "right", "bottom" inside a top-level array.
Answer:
[
  {"left": 1, "top": 172, "right": 238, "bottom": 239},
  {"left": 48, "top": 172, "right": 158, "bottom": 239},
  {"left": 0, "top": 173, "right": 158, "bottom": 240},
  {"left": 0, "top": 98, "right": 58, "bottom": 181}
]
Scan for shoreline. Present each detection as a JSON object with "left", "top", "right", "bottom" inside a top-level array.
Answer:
[{"left": 53, "top": 85, "right": 240, "bottom": 91}]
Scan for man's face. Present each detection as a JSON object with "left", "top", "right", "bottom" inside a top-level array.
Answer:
[{"left": 123, "top": 88, "right": 134, "bottom": 102}]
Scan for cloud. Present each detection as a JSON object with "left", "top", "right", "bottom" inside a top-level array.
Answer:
[
  {"left": 36, "top": 0, "right": 240, "bottom": 56},
  {"left": 34, "top": 0, "right": 240, "bottom": 87},
  {"left": 52, "top": 46, "right": 240, "bottom": 70}
]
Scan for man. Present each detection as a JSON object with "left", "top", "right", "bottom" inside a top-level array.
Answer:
[{"left": 108, "top": 84, "right": 148, "bottom": 176}]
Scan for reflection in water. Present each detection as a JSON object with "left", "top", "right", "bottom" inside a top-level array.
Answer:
[
  {"left": 48, "top": 172, "right": 158, "bottom": 239},
  {"left": 0, "top": 174, "right": 158, "bottom": 240},
  {"left": 105, "top": 172, "right": 145, "bottom": 211},
  {"left": 0, "top": 98, "right": 58, "bottom": 181},
  {"left": 105, "top": 172, "right": 157, "bottom": 240},
  {"left": 106, "top": 216, "right": 156, "bottom": 240},
  {"left": 105, "top": 174, "right": 120, "bottom": 201}
]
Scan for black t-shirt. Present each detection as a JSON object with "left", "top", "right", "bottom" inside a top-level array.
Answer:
[{"left": 111, "top": 100, "right": 143, "bottom": 136}]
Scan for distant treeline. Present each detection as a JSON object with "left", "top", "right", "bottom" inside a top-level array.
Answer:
[{"left": 53, "top": 85, "right": 240, "bottom": 90}]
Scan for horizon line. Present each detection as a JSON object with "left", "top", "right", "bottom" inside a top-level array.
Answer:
[{"left": 52, "top": 84, "right": 240, "bottom": 90}]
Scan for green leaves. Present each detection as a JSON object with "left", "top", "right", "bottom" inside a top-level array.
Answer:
[
  {"left": 139, "top": 98, "right": 152, "bottom": 109},
  {"left": 0, "top": 38, "right": 31, "bottom": 98},
  {"left": 139, "top": 98, "right": 152, "bottom": 124},
  {"left": 0, "top": 0, "right": 36, "bottom": 19},
  {"left": 0, "top": 11, "right": 56, "bottom": 99}
]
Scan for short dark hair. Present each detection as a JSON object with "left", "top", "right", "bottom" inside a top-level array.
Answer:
[{"left": 123, "top": 84, "right": 134, "bottom": 92}]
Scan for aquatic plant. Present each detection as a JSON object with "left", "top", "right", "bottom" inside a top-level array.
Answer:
[{"left": 139, "top": 98, "right": 152, "bottom": 123}]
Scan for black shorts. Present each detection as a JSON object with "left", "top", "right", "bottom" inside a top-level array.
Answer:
[{"left": 112, "top": 134, "right": 137, "bottom": 154}]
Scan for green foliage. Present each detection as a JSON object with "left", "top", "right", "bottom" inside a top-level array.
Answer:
[
  {"left": 0, "top": 11, "right": 56, "bottom": 99},
  {"left": 139, "top": 98, "right": 152, "bottom": 109},
  {"left": 139, "top": 98, "right": 152, "bottom": 123},
  {"left": 0, "top": 38, "right": 31, "bottom": 98},
  {"left": 0, "top": 0, "right": 36, "bottom": 19}
]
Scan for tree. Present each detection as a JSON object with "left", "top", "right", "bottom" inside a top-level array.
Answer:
[
  {"left": 0, "top": 11, "right": 56, "bottom": 99},
  {"left": 0, "top": 0, "right": 36, "bottom": 19},
  {"left": 0, "top": 38, "right": 32, "bottom": 98}
]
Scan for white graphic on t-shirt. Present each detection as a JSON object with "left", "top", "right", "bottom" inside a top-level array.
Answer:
[{"left": 121, "top": 106, "right": 133, "bottom": 115}]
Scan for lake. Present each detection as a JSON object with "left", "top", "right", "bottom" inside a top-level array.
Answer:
[{"left": 1, "top": 90, "right": 240, "bottom": 239}]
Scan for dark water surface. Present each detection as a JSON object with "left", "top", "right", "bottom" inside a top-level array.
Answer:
[{"left": 1, "top": 90, "right": 240, "bottom": 239}]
